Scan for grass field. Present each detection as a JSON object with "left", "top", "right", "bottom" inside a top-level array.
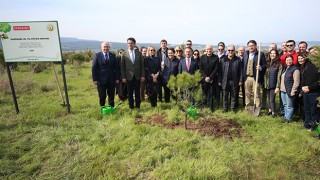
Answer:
[{"left": 0, "top": 62, "right": 319, "bottom": 179}]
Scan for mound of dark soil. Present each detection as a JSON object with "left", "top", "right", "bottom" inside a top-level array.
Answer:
[{"left": 135, "top": 114, "right": 244, "bottom": 139}]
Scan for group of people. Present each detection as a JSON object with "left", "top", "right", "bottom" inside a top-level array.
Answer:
[{"left": 92, "top": 38, "right": 320, "bottom": 132}]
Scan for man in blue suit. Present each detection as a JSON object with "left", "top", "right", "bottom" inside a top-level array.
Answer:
[
  {"left": 179, "top": 47, "right": 199, "bottom": 74},
  {"left": 92, "top": 42, "right": 119, "bottom": 107}
]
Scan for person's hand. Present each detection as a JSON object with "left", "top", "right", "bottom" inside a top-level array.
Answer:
[
  {"left": 153, "top": 78, "right": 157, "bottom": 83},
  {"left": 275, "top": 88, "right": 279, "bottom": 94},
  {"left": 256, "top": 65, "right": 262, "bottom": 71},
  {"left": 141, "top": 77, "right": 145, "bottom": 82},
  {"left": 93, "top": 81, "right": 98, "bottom": 85},
  {"left": 290, "top": 92, "right": 296, "bottom": 97},
  {"left": 116, "top": 80, "right": 119, "bottom": 84},
  {"left": 122, "top": 78, "right": 127, "bottom": 83},
  {"left": 205, "top": 77, "right": 211, "bottom": 83},
  {"left": 218, "top": 83, "right": 222, "bottom": 86},
  {"left": 239, "top": 82, "right": 242, "bottom": 86},
  {"left": 302, "top": 86, "right": 310, "bottom": 93}
]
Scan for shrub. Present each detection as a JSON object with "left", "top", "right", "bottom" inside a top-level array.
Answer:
[
  {"left": 29, "top": 62, "right": 50, "bottom": 73},
  {"left": 167, "top": 71, "right": 202, "bottom": 129},
  {"left": 166, "top": 108, "right": 183, "bottom": 123},
  {"left": 0, "top": 48, "right": 5, "bottom": 68}
]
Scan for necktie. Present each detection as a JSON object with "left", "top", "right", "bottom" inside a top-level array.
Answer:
[
  {"left": 162, "top": 52, "right": 166, "bottom": 62},
  {"left": 187, "top": 58, "right": 190, "bottom": 71},
  {"left": 131, "top": 50, "right": 135, "bottom": 64},
  {"left": 105, "top": 53, "right": 109, "bottom": 62}
]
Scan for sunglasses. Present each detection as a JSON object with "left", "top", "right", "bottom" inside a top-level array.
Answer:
[
  {"left": 228, "top": 50, "right": 235, "bottom": 52},
  {"left": 193, "top": 53, "right": 199, "bottom": 55},
  {"left": 218, "top": 49, "right": 224, "bottom": 51},
  {"left": 176, "top": 50, "right": 182, "bottom": 52},
  {"left": 286, "top": 44, "right": 294, "bottom": 47},
  {"left": 186, "top": 44, "right": 192, "bottom": 46}
]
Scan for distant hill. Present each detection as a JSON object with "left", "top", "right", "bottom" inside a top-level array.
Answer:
[
  {"left": 1, "top": 37, "right": 320, "bottom": 52},
  {"left": 60, "top": 37, "right": 162, "bottom": 52}
]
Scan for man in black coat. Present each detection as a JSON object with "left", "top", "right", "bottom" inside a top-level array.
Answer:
[
  {"left": 156, "top": 39, "right": 168, "bottom": 102},
  {"left": 92, "top": 42, "right": 120, "bottom": 107},
  {"left": 218, "top": 45, "right": 243, "bottom": 112},
  {"left": 199, "top": 44, "right": 219, "bottom": 111}
]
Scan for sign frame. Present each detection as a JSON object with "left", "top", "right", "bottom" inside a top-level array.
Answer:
[
  {"left": 0, "top": 21, "right": 63, "bottom": 62},
  {"left": 0, "top": 21, "right": 70, "bottom": 114}
]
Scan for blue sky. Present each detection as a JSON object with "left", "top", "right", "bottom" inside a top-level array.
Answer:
[{"left": 1, "top": 0, "right": 319, "bottom": 45}]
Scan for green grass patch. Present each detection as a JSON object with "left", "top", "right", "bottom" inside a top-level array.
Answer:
[{"left": 0, "top": 62, "right": 319, "bottom": 179}]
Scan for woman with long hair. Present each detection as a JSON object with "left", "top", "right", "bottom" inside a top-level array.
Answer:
[
  {"left": 264, "top": 49, "right": 283, "bottom": 117},
  {"left": 145, "top": 46, "right": 160, "bottom": 107},
  {"left": 174, "top": 45, "right": 184, "bottom": 61},
  {"left": 298, "top": 53, "right": 320, "bottom": 130},
  {"left": 193, "top": 49, "right": 200, "bottom": 65}
]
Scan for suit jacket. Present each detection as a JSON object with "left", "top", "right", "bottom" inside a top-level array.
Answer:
[
  {"left": 157, "top": 48, "right": 168, "bottom": 63},
  {"left": 199, "top": 54, "right": 219, "bottom": 82},
  {"left": 121, "top": 49, "right": 145, "bottom": 81},
  {"left": 218, "top": 56, "right": 243, "bottom": 90},
  {"left": 179, "top": 57, "right": 199, "bottom": 74},
  {"left": 243, "top": 50, "right": 266, "bottom": 84},
  {"left": 92, "top": 52, "right": 119, "bottom": 84},
  {"left": 162, "top": 57, "right": 179, "bottom": 84}
]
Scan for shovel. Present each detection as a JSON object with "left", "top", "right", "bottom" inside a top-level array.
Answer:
[{"left": 249, "top": 42, "right": 262, "bottom": 116}]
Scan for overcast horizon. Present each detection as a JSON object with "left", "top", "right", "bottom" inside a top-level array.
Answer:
[{"left": 2, "top": 0, "right": 319, "bottom": 45}]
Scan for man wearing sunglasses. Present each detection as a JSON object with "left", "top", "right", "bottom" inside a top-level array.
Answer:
[
  {"left": 280, "top": 40, "right": 299, "bottom": 66},
  {"left": 218, "top": 45, "right": 243, "bottom": 112}
]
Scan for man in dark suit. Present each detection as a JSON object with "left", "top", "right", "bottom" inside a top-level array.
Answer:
[
  {"left": 121, "top": 37, "right": 145, "bottom": 109},
  {"left": 218, "top": 45, "right": 243, "bottom": 112},
  {"left": 157, "top": 39, "right": 168, "bottom": 102},
  {"left": 199, "top": 44, "right": 219, "bottom": 111},
  {"left": 179, "top": 47, "right": 199, "bottom": 74},
  {"left": 92, "top": 42, "right": 119, "bottom": 107}
]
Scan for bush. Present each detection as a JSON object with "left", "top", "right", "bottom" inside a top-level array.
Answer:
[
  {"left": 0, "top": 73, "right": 34, "bottom": 95},
  {"left": 0, "top": 48, "right": 5, "bottom": 68},
  {"left": 29, "top": 62, "right": 50, "bottom": 73},
  {"left": 308, "top": 46, "right": 320, "bottom": 70},
  {"left": 40, "top": 83, "right": 54, "bottom": 92},
  {"left": 166, "top": 108, "right": 183, "bottom": 123}
]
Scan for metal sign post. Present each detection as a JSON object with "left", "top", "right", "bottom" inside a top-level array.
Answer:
[{"left": 5, "top": 63, "right": 19, "bottom": 114}]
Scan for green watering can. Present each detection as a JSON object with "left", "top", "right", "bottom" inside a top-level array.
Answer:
[
  {"left": 100, "top": 101, "right": 122, "bottom": 115},
  {"left": 316, "top": 125, "right": 320, "bottom": 134},
  {"left": 187, "top": 106, "right": 197, "bottom": 118}
]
